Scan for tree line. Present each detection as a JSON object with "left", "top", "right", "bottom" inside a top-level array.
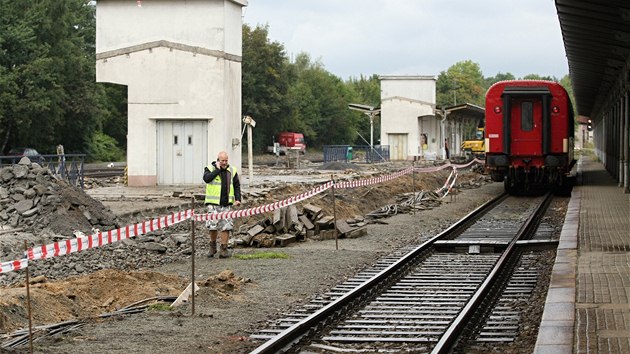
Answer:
[{"left": 0, "top": 1, "right": 572, "bottom": 160}]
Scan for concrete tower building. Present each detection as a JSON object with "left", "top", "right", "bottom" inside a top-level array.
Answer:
[{"left": 96, "top": 0, "right": 247, "bottom": 186}]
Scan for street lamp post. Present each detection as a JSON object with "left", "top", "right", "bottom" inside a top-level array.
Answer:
[{"left": 348, "top": 103, "right": 381, "bottom": 148}]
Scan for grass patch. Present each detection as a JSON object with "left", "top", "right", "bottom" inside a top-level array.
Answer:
[
  {"left": 147, "top": 303, "right": 173, "bottom": 312},
  {"left": 233, "top": 252, "right": 290, "bottom": 260}
]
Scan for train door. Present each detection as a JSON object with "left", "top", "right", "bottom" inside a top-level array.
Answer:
[{"left": 510, "top": 99, "right": 543, "bottom": 156}]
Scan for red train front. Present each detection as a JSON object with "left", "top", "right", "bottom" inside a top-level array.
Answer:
[{"left": 485, "top": 80, "right": 576, "bottom": 195}]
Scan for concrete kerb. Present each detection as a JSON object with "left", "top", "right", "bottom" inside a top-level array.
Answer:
[{"left": 532, "top": 186, "right": 581, "bottom": 353}]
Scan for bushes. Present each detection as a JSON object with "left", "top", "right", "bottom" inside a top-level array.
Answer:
[{"left": 88, "top": 131, "right": 125, "bottom": 162}]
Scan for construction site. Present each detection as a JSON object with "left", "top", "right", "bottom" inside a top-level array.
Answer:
[{"left": 0, "top": 152, "right": 501, "bottom": 353}]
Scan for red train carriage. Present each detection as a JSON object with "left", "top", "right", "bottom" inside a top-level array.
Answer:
[{"left": 484, "top": 80, "right": 576, "bottom": 195}]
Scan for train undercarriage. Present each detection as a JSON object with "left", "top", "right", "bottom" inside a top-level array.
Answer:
[{"left": 488, "top": 160, "right": 576, "bottom": 196}]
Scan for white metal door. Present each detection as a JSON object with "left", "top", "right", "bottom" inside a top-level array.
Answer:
[
  {"left": 157, "top": 120, "right": 207, "bottom": 185},
  {"left": 388, "top": 133, "right": 408, "bottom": 160}
]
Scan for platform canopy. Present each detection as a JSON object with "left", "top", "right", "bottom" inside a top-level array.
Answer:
[{"left": 556, "top": 0, "right": 630, "bottom": 120}]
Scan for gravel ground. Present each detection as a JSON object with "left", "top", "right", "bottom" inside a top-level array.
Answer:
[
  {"left": 27, "top": 181, "right": 507, "bottom": 354},
  {"left": 2, "top": 154, "right": 571, "bottom": 354}
]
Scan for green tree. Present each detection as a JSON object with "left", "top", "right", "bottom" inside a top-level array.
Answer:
[
  {"left": 287, "top": 53, "right": 358, "bottom": 147},
  {"left": 0, "top": 0, "right": 102, "bottom": 155},
  {"left": 559, "top": 75, "right": 574, "bottom": 105},
  {"left": 96, "top": 83, "right": 128, "bottom": 150},
  {"left": 241, "top": 24, "right": 293, "bottom": 152},
  {"left": 436, "top": 60, "right": 485, "bottom": 108},
  {"left": 483, "top": 72, "right": 516, "bottom": 91},
  {"left": 345, "top": 74, "right": 381, "bottom": 145},
  {"left": 521, "top": 74, "right": 556, "bottom": 81}
]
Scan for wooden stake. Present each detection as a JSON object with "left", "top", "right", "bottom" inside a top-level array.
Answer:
[
  {"left": 331, "top": 175, "right": 338, "bottom": 250},
  {"left": 412, "top": 161, "right": 416, "bottom": 215},
  {"left": 190, "top": 196, "right": 195, "bottom": 315},
  {"left": 23, "top": 241, "right": 33, "bottom": 354}
]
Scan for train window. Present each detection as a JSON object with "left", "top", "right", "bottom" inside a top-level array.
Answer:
[{"left": 521, "top": 101, "right": 534, "bottom": 131}]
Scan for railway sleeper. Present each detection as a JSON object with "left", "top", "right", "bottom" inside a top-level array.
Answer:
[
  {"left": 329, "top": 330, "right": 444, "bottom": 336},
  {"left": 321, "top": 335, "right": 438, "bottom": 343}
]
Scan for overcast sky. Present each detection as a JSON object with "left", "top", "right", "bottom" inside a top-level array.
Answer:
[{"left": 242, "top": 0, "right": 568, "bottom": 80}]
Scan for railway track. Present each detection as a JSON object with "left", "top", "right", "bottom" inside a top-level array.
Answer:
[
  {"left": 249, "top": 192, "right": 557, "bottom": 353},
  {"left": 83, "top": 167, "right": 125, "bottom": 178}
]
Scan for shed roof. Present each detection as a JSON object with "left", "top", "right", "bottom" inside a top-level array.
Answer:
[{"left": 442, "top": 103, "right": 485, "bottom": 122}]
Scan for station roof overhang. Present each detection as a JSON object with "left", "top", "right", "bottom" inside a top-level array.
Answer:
[
  {"left": 556, "top": 0, "right": 630, "bottom": 121},
  {"left": 431, "top": 103, "right": 485, "bottom": 124}
]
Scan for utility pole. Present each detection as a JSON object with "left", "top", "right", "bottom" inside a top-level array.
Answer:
[{"left": 242, "top": 116, "right": 256, "bottom": 187}]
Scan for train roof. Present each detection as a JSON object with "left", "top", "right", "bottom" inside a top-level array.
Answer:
[{"left": 486, "top": 80, "right": 569, "bottom": 96}]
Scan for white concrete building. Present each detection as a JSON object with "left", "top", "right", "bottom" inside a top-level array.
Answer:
[
  {"left": 95, "top": 0, "right": 247, "bottom": 186},
  {"left": 379, "top": 76, "right": 439, "bottom": 160}
]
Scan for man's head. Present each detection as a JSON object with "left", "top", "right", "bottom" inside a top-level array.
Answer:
[{"left": 217, "top": 151, "right": 229, "bottom": 169}]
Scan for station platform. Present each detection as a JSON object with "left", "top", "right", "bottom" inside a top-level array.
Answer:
[{"left": 534, "top": 155, "right": 630, "bottom": 353}]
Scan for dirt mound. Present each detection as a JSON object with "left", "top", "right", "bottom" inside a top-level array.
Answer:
[{"left": 0, "top": 268, "right": 250, "bottom": 334}]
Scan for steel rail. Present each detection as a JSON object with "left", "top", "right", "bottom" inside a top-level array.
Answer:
[
  {"left": 249, "top": 192, "right": 508, "bottom": 354},
  {"left": 430, "top": 192, "right": 553, "bottom": 353}
]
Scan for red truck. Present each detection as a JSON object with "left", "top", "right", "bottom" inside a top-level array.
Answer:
[{"left": 267, "top": 132, "right": 306, "bottom": 155}]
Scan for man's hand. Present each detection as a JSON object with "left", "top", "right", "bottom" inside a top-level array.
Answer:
[{"left": 234, "top": 200, "right": 241, "bottom": 207}]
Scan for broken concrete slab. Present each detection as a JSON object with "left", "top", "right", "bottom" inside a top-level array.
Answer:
[
  {"left": 303, "top": 203, "right": 322, "bottom": 219},
  {"left": 275, "top": 233, "right": 296, "bottom": 247},
  {"left": 247, "top": 224, "right": 265, "bottom": 237},
  {"left": 346, "top": 226, "right": 368, "bottom": 238},
  {"left": 316, "top": 215, "right": 334, "bottom": 229},
  {"left": 335, "top": 220, "right": 353, "bottom": 235},
  {"left": 299, "top": 215, "right": 314, "bottom": 230}
]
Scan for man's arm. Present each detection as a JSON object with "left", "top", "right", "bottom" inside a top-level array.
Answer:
[
  {"left": 203, "top": 164, "right": 220, "bottom": 183},
  {"left": 233, "top": 172, "right": 242, "bottom": 203}
]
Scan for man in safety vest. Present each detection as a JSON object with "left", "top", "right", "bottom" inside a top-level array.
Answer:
[{"left": 203, "top": 151, "right": 242, "bottom": 258}]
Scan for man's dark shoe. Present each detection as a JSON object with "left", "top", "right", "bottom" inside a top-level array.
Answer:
[
  {"left": 218, "top": 244, "right": 230, "bottom": 258},
  {"left": 208, "top": 242, "right": 217, "bottom": 258}
]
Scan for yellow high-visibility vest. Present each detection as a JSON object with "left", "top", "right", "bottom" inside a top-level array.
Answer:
[{"left": 205, "top": 166, "right": 237, "bottom": 205}]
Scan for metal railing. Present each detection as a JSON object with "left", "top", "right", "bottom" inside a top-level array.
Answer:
[
  {"left": 0, "top": 154, "right": 86, "bottom": 189},
  {"left": 323, "top": 145, "right": 390, "bottom": 163}
]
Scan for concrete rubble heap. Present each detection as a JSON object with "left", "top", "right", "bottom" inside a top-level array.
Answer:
[
  {"left": 235, "top": 203, "right": 369, "bottom": 248},
  {"left": 0, "top": 159, "right": 119, "bottom": 235},
  {"left": 0, "top": 162, "right": 211, "bottom": 287}
]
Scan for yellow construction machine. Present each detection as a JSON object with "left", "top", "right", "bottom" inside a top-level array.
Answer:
[{"left": 461, "top": 126, "right": 485, "bottom": 159}]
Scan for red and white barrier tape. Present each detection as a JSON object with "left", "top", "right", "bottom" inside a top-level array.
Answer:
[
  {"left": 194, "top": 181, "right": 333, "bottom": 221},
  {"left": 435, "top": 168, "right": 456, "bottom": 195},
  {"left": 414, "top": 158, "right": 482, "bottom": 174},
  {"left": 334, "top": 167, "right": 413, "bottom": 189},
  {"left": 1, "top": 160, "right": 484, "bottom": 273},
  {"left": 25, "top": 210, "right": 193, "bottom": 261},
  {"left": 435, "top": 168, "right": 459, "bottom": 198},
  {"left": 0, "top": 258, "right": 29, "bottom": 274}
]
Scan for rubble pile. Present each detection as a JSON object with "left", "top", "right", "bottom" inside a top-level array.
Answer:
[
  {"left": 235, "top": 203, "right": 368, "bottom": 248},
  {"left": 0, "top": 160, "right": 193, "bottom": 286},
  {"left": 0, "top": 160, "right": 119, "bottom": 235},
  {"left": 0, "top": 159, "right": 122, "bottom": 267}
]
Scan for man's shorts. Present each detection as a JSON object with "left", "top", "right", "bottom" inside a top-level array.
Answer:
[{"left": 205, "top": 204, "right": 234, "bottom": 231}]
